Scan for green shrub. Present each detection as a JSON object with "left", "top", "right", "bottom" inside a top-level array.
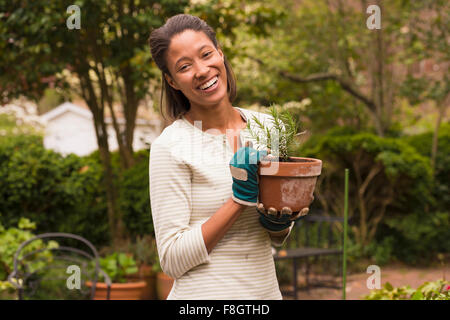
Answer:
[
  {"left": 402, "top": 123, "right": 450, "bottom": 212},
  {"left": 296, "top": 128, "right": 434, "bottom": 263},
  {"left": 365, "top": 279, "right": 450, "bottom": 300},
  {"left": 118, "top": 150, "right": 153, "bottom": 238},
  {"left": 0, "top": 134, "right": 110, "bottom": 247},
  {"left": 0, "top": 218, "right": 59, "bottom": 299}
]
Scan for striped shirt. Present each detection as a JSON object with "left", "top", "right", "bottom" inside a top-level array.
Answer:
[{"left": 149, "top": 107, "right": 292, "bottom": 300}]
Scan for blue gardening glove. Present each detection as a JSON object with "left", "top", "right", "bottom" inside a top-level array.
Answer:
[
  {"left": 257, "top": 204, "right": 310, "bottom": 232},
  {"left": 229, "top": 142, "right": 268, "bottom": 206}
]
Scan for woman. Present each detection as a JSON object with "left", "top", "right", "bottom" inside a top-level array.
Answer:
[{"left": 148, "top": 14, "right": 295, "bottom": 300}]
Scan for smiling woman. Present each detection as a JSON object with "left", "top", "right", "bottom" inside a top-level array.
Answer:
[{"left": 147, "top": 14, "right": 294, "bottom": 300}]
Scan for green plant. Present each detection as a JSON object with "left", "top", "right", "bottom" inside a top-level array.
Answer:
[
  {"left": 98, "top": 252, "right": 139, "bottom": 284},
  {"left": 124, "top": 235, "right": 159, "bottom": 268},
  {"left": 0, "top": 218, "right": 58, "bottom": 298},
  {"left": 365, "top": 279, "right": 450, "bottom": 300},
  {"left": 246, "top": 105, "right": 303, "bottom": 161}
]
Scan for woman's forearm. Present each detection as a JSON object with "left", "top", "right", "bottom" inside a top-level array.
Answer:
[{"left": 201, "top": 197, "right": 247, "bottom": 253}]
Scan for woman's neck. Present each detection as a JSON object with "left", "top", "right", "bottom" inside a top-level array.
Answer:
[{"left": 184, "top": 103, "right": 244, "bottom": 134}]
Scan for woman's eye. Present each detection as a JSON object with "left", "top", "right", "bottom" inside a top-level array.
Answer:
[
  {"left": 179, "top": 65, "right": 189, "bottom": 71},
  {"left": 203, "top": 51, "right": 212, "bottom": 57}
]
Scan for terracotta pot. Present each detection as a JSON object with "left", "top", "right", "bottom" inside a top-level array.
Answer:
[
  {"left": 258, "top": 156, "right": 322, "bottom": 212},
  {"left": 85, "top": 280, "right": 146, "bottom": 300},
  {"left": 126, "top": 264, "right": 157, "bottom": 300},
  {"left": 156, "top": 272, "right": 174, "bottom": 300}
]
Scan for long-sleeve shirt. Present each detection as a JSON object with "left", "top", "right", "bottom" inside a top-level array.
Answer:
[{"left": 149, "top": 106, "right": 292, "bottom": 299}]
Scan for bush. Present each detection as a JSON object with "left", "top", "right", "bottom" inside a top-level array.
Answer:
[
  {"left": 296, "top": 128, "right": 434, "bottom": 263},
  {"left": 365, "top": 279, "right": 450, "bottom": 300},
  {"left": 401, "top": 123, "right": 450, "bottom": 212},
  {"left": 0, "top": 134, "right": 110, "bottom": 248}
]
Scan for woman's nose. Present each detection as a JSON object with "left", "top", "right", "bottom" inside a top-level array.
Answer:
[{"left": 194, "top": 61, "right": 210, "bottom": 79}]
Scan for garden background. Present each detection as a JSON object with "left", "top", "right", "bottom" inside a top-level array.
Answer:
[{"left": 0, "top": 0, "right": 448, "bottom": 299}]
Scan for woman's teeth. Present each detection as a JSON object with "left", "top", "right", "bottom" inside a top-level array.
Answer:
[{"left": 199, "top": 76, "right": 218, "bottom": 90}]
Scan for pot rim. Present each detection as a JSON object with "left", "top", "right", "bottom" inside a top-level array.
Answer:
[
  {"left": 259, "top": 156, "right": 322, "bottom": 177},
  {"left": 85, "top": 280, "right": 147, "bottom": 289}
]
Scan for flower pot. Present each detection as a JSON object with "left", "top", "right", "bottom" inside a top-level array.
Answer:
[
  {"left": 126, "top": 264, "right": 157, "bottom": 300},
  {"left": 156, "top": 272, "right": 174, "bottom": 300},
  {"left": 258, "top": 156, "right": 322, "bottom": 213},
  {"left": 85, "top": 280, "right": 146, "bottom": 300}
]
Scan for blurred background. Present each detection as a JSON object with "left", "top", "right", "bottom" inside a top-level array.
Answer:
[{"left": 0, "top": 0, "right": 448, "bottom": 299}]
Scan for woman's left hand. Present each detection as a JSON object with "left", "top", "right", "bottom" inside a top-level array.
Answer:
[{"left": 256, "top": 204, "right": 309, "bottom": 232}]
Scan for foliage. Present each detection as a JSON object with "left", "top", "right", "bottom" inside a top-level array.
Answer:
[
  {"left": 402, "top": 124, "right": 450, "bottom": 212},
  {"left": 98, "top": 252, "right": 138, "bottom": 284},
  {"left": 0, "top": 133, "right": 110, "bottom": 247},
  {"left": 380, "top": 211, "right": 450, "bottom": 264},
  {"left": 298, "top": 128, "right": 433, "bottom": 255},
  {"left": 118, "top": 150, "right": 153, "bottom": 238},
  {"left": 246, "top": 104, "right": 303, "bottom": 161},
  {"left": 0, "top": 218, "right": 58, "bottom": 297},
  {"left": 365, "top": 279, "right": 450, "bottom": 300}
]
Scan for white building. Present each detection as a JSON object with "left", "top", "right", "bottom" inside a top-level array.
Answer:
[{"left": 40, "top": 102, "right": 163, "bottom": 156}]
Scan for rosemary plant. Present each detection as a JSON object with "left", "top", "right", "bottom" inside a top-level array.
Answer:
[{"left": 246, "top": 105, "right": 304, "bottom": 162}]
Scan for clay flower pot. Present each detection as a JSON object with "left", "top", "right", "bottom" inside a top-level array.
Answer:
[
  {"left": 258, "top": 156, "right": 322, "bottom": 213},
  {"left": 86, "top": 280, "right": 146, "bottom": 300},
  {"left": 126, "top": 264, "right": 157, "bottom": 300},
  {"left": 156, "top": 272, "right": 174, "bottom": 300}
]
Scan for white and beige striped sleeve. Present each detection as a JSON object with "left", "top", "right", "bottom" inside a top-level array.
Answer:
[{"left": 149, "top": 140, "right": 210, "bottom": 279}]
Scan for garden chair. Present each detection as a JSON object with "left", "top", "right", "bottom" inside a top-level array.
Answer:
[
  {"left": 273, "top": 212, "right": 345, "bottom": 299},
  {"left": 7, "top": 232, "right": 111, "bottom": 300}
]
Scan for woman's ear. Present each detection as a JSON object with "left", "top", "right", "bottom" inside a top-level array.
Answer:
[
  {"left": 164, "top": 73, "right": 180, "bottom": 90},
  {"left": 217, "top": 47, "right": 224, "bottom": 62}
]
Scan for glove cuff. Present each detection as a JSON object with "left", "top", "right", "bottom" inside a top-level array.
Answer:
[
  {"left": 231, "top": 195, "right": 257, "bottom": 207},
  {"left": 259, "top": 215, "right": 291, "bottom": 232}
]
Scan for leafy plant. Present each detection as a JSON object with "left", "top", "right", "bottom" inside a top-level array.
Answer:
[
  {"left": 365, "top": 279, "right": 450, "bottom": 300},
  {"left": 246, "top": 105, "right": 303, "bottom": 161},
  {"left": 0, "top": 218, "right": 58, "bottom": 298},
  {"left": 98, "top": 252, "right": 139, "bottom": 284},
  {"left": 123, "top": 235, "right": 159, "bottom": 268}
]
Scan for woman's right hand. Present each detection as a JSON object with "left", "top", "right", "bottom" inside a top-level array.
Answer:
[{"left": 229, "top": 142, "right": 267, "bottom": 207}]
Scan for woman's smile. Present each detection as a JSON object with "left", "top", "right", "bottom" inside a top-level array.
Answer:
[{"left": 197, "top": 75, "right": 219, "bottom": 93}]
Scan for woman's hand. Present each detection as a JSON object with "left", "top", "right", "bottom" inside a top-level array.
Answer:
[
  {"left": 229, "top": 141, "right": 268, "bottom": 207},
  {"left": 256, "top": 203, "right": 309, "bottom": 232}
]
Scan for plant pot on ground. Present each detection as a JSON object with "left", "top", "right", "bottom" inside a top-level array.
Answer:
[
  {"left": 124, "top": 235, "right": 158, "bottom": 300},
  {"left": 247, "top": 106, "right": 322, "bottom": 215},
  {"left": 151, "top": 258, "right": 174, "bottom": 300},
  {"left": 86, "top": 252, "right": 146, "bottom": 300}
]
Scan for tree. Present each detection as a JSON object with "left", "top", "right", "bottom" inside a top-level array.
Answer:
[{"left": 233, "top": 0, "right": 448, "bottom": 137}]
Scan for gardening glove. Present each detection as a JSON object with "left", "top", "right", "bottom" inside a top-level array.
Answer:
[
  {"left": 229, "top": 141, "right": 268, "bottom": 206},
  {"left": 257, "top": 203, "right": 310, "bottom": 232}
]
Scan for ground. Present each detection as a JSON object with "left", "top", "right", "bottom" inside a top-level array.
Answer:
[{"left": 281, "top": 262, "right": 450, "bottom": 300}]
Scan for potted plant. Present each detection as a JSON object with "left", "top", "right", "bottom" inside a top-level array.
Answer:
[
  {"left": 86, "top": 252, "right": 146, "bottom": 300},
  {"left": 152, "top": 259, "right": 174, "bottom": 300},
  {"left": 124, "top": 235, "right": 158, "bottom": 300},
  {"left": 246, "top": 105, "right": 322, "bottom": 217}
]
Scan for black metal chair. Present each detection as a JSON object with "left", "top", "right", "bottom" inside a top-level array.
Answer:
[
  {"left": 7, "top": 233, "right": 111, "bottom": 300},
  {"left": 274, "top": 212, "right": 345, "bottom": 299}
]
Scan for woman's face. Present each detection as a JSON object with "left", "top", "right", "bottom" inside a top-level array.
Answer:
[{"left": 164, "top": 30, "right": 228, "bottom": 108}]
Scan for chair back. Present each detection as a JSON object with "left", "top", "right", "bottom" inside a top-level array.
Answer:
[{"left": 7, "top": 233, "right": 111, "bottom": 300}]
